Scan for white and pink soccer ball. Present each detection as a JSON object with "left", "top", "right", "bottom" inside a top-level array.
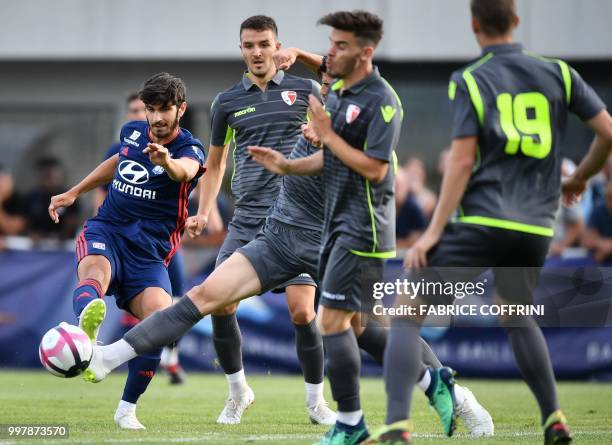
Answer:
[{"left": 39, "top": 323, "right": 92, "bottom": 378}]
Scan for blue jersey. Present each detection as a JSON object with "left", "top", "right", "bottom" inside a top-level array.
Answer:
[
  {"left": 96, "top": 121, "right": 205, "bottom": 264},
  {"left": 104, "top": 141, "right": 122, "bottom": 160}
]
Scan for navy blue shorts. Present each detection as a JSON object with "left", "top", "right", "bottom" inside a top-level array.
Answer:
[
  {"left": 76, "top": 220, "right": 172, "bottom": 311},
  {"left": 167, "top": 250, "right": 186, "bottom": 296}
]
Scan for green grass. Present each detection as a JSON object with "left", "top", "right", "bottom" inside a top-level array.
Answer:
[{"left": 0, "top": 370, "right": 611, "bottom": 444}]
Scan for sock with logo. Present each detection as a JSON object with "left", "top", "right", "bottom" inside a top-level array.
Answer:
[
  {"left": 121, "top": 348, "right": 162, "bottom": 404},
  {"left": 72, "top": 278, "right": 103, "bottom": 318}
]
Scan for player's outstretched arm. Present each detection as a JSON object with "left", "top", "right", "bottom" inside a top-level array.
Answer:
[
  {"left": 186, "top": 143, "right": 229, "bottom": 238},
  {"left": 562, "top": 110, "right": 612, "bottom": 205},
  {"left": 307, "top": 95, "right": 388, "bottom": 182},
  {"left": 274, "top": 47, "right": 323, "bottom": 73},
  {"left": 405, "top": 137, "right": 477, "bottom": 268},
  {"left": 248, "top": 146, "right": 323, "bottom": 176},
  {"left": 48, "top": 154, "right": 119, "bottom": 223},
  {"left": 143, "top": 143, "right": 200, "bottom": 182}
]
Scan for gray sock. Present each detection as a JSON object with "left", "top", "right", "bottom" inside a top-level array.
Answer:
[
  {"left": 358, "top": 320, "right": 443, "bottom": 369},
  {"left": 357, "top": 319, "right": 387, "bottom": 364},
  {"left": 323, "top": 329, "right": 361, "bottom": 412},
  {"left": 384, "top": 317, "right": 421, "bottom": 424},
  {"left": 212, "top": 313, "right": 243, "bottom": 375},
  {"left": 124, "top": 296, "right": 202, "bottom": 355},
  {"left": 503, "top": 317, "right": 560, "bottom": 424},
  {"left": 420, "top": 337, "right": 443, "bottom": 368},
  {"left": 295, "top": 320, "right": 324, "bottom": 384}
]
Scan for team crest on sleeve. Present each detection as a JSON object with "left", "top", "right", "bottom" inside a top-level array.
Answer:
[
  {"left": 345, "top": 104, "right": 361, "bottom": 123},
  {"left": 281, "top": 90, "right": 297, "bottom": 106}
]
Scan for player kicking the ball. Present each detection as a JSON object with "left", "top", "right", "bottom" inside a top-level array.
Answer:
[{"left": 48, "top": 72, "right": 205, "bottom": 429}]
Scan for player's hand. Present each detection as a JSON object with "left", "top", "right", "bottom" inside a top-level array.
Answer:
[
  {"left": 273, "top": 48, "right": 298, "bottom": 71},
  {"left": 404, "top": 231, "right": 439, "bottom": 269},
  {"left": 248, "top": 146, "right": 290, "bottom": 175},
  {"left": 301, "top": 123, "right": 322, "bottom": 148},
  {"left": 48, "top": 191, "right": 77, "bottom": 223},
  {"left": 186, "top": 214, "right": 208, "bottom": 238},
  {"left": 143, "top": 143, "right": 171, "bottom": 167},
  {"left": 561, "top": 175, "right": 587, "bottom": 206},
  {"left": 308, "top": 95, "right": 333, "bottom": 145}
]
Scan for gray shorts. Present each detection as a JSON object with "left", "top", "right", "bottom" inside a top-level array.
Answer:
[
  {"left": 319, "top": 241, "right": 385, "bottom": 312},
  {"left": 237, "top": 219, "right": 319, "bottom": 292},
  {"left": 218, "top": 215, "right": 316, "bottom": 289}
]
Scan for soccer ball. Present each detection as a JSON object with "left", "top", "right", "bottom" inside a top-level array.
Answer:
[{"left": 39, "top": 323, "right": 93, "bottom": 378}]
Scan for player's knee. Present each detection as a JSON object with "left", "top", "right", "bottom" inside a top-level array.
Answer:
[
  {"left": 317, "top": 307, "right": 352, "bottom": 335},
  {"left": 77, "top": 256, "right": 110, "bottom": 286},
  {"left": 289, "top": 304, "right": 314, "bottom": 325}
]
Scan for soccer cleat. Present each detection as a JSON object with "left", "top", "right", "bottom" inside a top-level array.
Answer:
[
  {"left": 455, "top": 385, "right": 494, "bottom": 436},
  {"left": 82, "top": 344, "right": 110, "bottom": 383},
  {"left": 543, "top": 410, "right": 572, "bottom": 445},
  {"left": 313, "top": 420, "right": 369, "bottom": 445},
  {"left": 114, "top": 408, "right": 146, "bottom": 430},
  {"left": 425, "top": 367, "right": 457, "bottom": 437},
  {"left": 78, "top": 299, "right": 106, "bottom": 342},
  {"left": 216, "top": 386, "right": 255, "bottom": 424},
  {"left": 364, "top": 420, "right": 412, "bottom": 445},
  {"left": 308, "top": 400, "right": 337, "bottom": 425}
]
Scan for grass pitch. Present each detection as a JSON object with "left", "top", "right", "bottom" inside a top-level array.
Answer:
[{"left": 0, "top": 370, "right": 611, "bottom": 444}]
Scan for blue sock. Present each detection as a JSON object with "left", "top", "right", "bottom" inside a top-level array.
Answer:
[
  {"left": 72, "top": 279, "right": 103, "bottom": 318},
  {"left": 122, "top": 349, "right": 162, "bottom": 404}
]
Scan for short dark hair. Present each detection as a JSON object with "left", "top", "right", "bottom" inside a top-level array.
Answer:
[
  {"left": 240, "top": 15, "right": 278, "bottom": 38},
  {"left": 126, "top": 92, "right": 140, "bottom": 105},
  {"left": 318, "top": 10, "right": 383, "bottom": 46},
  {"left": 138, "top": 72, "right": 186, "bottom": 107},
  {"left": 35, "top": 156, "right": 62, "bottom": 170},
  {"left": 470, "top": 0, "right": 516, "bottom": 37}
]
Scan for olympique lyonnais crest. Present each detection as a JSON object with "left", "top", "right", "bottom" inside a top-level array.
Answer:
[
  {"left": 345, "top": 104, "right": 361, "bottom": 123},
  {"left": 281, "top": 90, "right": 297, "bottom": 106}
]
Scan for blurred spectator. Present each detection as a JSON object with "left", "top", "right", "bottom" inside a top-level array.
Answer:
[
  {"left": 399, "top": 157, "right": 437, "bottom": 218},
  {"left": 581, "top": 157, "right": 612, "bottom": 220},
  {"left": 394, "top": 165, "right": 427, "bottom": 248},
  {"left": 436, "top": 148, "right": 451, "bottom": 182},
  {"left": 549, "top": 159, "right": 585, "bottom": 257},
  {"left": 24, "top": 156, "right": 81, "bottom": 240},
  {"left": 0, "top": 166, "right": 27, "bottom": 238},
  {"left": 582, "top": 180, "right": 612, "bottom": 264}
]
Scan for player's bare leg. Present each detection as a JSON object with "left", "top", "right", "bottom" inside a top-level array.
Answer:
[
  {"left": 112, "top": 287, "right": 172, "bottom": 430},
  {"left": 286, "top": 285, "right": 336, "bottom": 425}
]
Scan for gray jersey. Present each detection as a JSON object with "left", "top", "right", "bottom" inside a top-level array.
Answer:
[
  {"left": 450, "top": 43, "right": 605, "bottom": 236},
  {"left": 321, "top": 67, "right": 402, "bottom": 257},
  {"left": 270, "top": 137, "right": 324, "bottom": 231},
  {"left": 210, "top": 70, "right": 321, "bottom": 218}
]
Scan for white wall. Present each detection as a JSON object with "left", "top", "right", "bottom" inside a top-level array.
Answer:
[{"left": 1, "top": 0, "right": 611, "bottom": 60}]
